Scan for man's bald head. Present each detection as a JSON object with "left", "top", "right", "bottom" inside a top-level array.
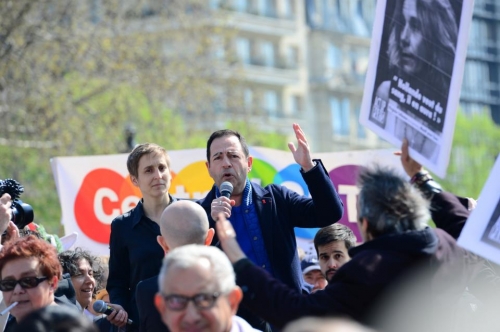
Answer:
[{"left": 159, "top": 200, "right": 211, "bottom": 250}]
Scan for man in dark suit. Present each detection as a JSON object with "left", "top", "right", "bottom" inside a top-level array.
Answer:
[{"left": 135, "top": 200, "right": 214, "bottom": 332}]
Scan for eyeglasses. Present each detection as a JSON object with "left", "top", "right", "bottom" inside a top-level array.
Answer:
[
  {"left": 162, "top": 292, "right": 221, "bottom": 311},
  {"left": 0, "top": 276, "right": 49, "bottom": 292}
]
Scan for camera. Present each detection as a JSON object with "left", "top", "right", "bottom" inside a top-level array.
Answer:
[{"left": 0, "top": 179, "right": 34, "bottom": 229}]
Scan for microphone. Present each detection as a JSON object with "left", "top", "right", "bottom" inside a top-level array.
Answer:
[
  {"left": 93, "top": 300, "right": 133, "bottom": 325},
  {"left": 220, "top": 181, "right": 233, "bottom": 198}
]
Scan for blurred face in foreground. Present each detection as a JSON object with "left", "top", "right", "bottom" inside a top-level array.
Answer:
[
  {"left": 0, "top": 257, "right": 57, "bottom": 321},
  {"left": 155, "top": 259, "right": 242, "bottom": 332}
]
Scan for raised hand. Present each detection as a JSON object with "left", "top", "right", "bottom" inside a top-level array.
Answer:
[
  {"left": 287, "top": 123, "right": 315, "bottom": 172},
  {"left": 394, "top": 138, "right": 423, "bottom": 178}
]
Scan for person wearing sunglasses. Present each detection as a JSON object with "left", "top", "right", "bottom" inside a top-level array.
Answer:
[
  {"left": 0, "top": 235, "right": 62, "bottom": 330},
  {"left": 154, "top": 244, "right": 259, "bottom": 332}
]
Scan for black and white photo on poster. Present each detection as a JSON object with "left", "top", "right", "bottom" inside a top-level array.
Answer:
[
  {"left": 458, "top": 155, "right": 500, "bottom": 265},
  {"left": 360, "top": 0, "right": 474, "bottom": 178}
]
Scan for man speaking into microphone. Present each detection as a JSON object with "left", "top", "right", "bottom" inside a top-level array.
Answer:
[{"left": 197, "top": 123, "right": 344, "bottom": 331}]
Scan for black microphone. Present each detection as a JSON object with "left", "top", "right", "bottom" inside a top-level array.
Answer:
[
  {"left": 93, "top": 300, "right": 133, "bottom": 325},
  {"left": 220, "top": 181, "right": 233, "bottom": 198}
]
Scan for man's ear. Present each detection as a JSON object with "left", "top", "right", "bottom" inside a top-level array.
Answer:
[
  {"left": 157, "top": 235, "right": 170, "bottom": 254},
  {"left": 359, "top": 218, "right": 372, "bottom": 242},
  {"left": 205, "top": 228, "right": 215, "bottom": 246},
  {"left": 247, "top": 156, "right": 253, "bottom": 172},
  {"left": 228, "top": 286, "right": 243, "bottom": 315},
  {"left": 154, "top": 293, "right": 166, "bottom": 315}
]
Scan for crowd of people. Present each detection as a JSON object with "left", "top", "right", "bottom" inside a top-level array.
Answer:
[{"left": 0, "top": 122, "right": 498, "bottom": 332}]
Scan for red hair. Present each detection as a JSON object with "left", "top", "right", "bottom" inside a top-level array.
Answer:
[{"left": 0, "top": 235, "right": 62, "bottom": 280}]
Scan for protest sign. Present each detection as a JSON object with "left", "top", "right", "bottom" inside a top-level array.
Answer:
[
  {"left": 360, "top": 0, "right": 473, "bottom": 178},
  {"left": 458, "top": 155, "right": 500, "bottom": 265}
]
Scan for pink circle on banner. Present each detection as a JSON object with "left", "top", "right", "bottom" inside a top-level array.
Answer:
[{"left": 329, "top": 164, "right": 365, "bottom": 243}]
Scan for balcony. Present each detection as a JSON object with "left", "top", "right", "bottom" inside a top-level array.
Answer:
[{"left": 222, "top": 9, "right": 298, "bottom": 36}]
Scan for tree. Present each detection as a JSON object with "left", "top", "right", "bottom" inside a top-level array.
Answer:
[
  {"left": 0, "top": 0, "right": 249, "bottom": 233},
  {"left": 439, "top": 112, "right": 500, "bottom": 198}
]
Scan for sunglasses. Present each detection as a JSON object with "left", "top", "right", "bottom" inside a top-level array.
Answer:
[
  {"left": 0, "top": 276, "right": 49, "bottom": 292},
  {"left": 161, "top": 292, "right": 221, "bottom": 311}
]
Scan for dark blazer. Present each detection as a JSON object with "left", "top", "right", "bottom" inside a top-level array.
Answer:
[
  {"left": 136, "top": 276, "right": 169, "bottom": 332},
  {"left": 107, "top": 197, "right": 177, "bottom": 331},
  {"left": 197, "top": 160, "right": 343, "bottom": 293}
]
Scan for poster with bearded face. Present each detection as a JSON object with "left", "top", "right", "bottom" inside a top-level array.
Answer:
[{"left": 359, "top": 0, "right": 473, "bottom": 178}]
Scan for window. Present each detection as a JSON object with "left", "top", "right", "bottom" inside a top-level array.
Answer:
[
  {"left": 212, "top": 36, "right": 225, "bottom": 59},
  {"left": 261, "top": 41, "right": 275, "bottom": 67},
  {"left": 286, "top": 46, "right": 299, "bottom": 68},
  {"left": 283, "top": 0, "right": 295, "bottom": 19},
  {"left": 327, "top": 44, "right": 342, "bottom": 69},
  {"left": 352, "top": 0, "right": 369, "bottom": 36},
  {"left": 355, "top": 106, "right": 366, "bottom": 139},
  {"left": 244, "top": 88, "right": 253, "bottom": 109},
  {"left": 236, "top": 38, "right": 251, "bottom": 64},
  {"left": 234, "top": 0, "right": 248, "bottom": 12},
  {"left": 213, "top": 87, "right": 227, "bottom": 114},
  {"left": 290, "top": 95, "right": 302, "bottom": 114},
  {"left": 462, "top": 60, "right": 490, "bottom": 101},
  {"left": 330, "top": 97, "right": 350, "bottom": 136},
  {"left": 264, "top": 90, "right": 279, "bottom": 116},
  {"left": 257, "top": 0, "right": 276, "bottom": 17}
]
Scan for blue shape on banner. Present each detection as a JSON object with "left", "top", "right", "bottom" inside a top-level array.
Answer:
[
  {"left": 274, "top": 164, "right": 310, "bottom": 196},
  {"left": 294, "top": 227, "right": 320, "bottom": 239}
]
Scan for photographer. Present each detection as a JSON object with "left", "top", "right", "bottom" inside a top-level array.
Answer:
[
  {"left": 1, "top": 193, "right": 13, "bottom": 242},
  {"left": 0, "top": 193, "right": 21, "bottom": 331}
]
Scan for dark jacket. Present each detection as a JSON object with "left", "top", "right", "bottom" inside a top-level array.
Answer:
[
  {"left": 197, "top": 160, "right": 343, "bottom": 293},
  {"left": 107, "top": 197, "right": 177, "bottom": 331},
  {"left": 136, "top": 276, "right": 169, "bottom": 332},
  {"left": 233, "top": 226, "right": 472, "bottom": 331}
]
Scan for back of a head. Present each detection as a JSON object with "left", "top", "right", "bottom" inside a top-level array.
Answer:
[
  {"left": 357, "top": 166, "right": 430, "bottom": 238},
  {"left": 283, "top": 317, "right": 376, "bottom": 332},
  {"left": 158, "top": 244, "right": 234, "bottom": 294},
  {"left": 160, "top": 201, "right": 210, "bottom": 248},
  {"left": 14, "top": 305, "right": 98, "bottom": 332}
]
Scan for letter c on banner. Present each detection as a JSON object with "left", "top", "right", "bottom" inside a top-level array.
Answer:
[
  {"left": 75, "top": 169, "right": 139, "bottom": 244},
  {"left": 94, "top": 188, "right": 120, "bottom": 225}
]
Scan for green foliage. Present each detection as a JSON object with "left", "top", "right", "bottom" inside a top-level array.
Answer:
[
  {"left": 439, "top": 112, "right": 500, "bottom": 198},
  {"left": 0, "top": 90, "right": 288, "bottom": 235},
  {"left": 225, "top": 121, "right": 289, "bottom": 151}
]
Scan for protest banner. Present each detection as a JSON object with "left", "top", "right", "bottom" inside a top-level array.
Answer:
[
  {"left": 458, "top": 155, "right": 500, "bottom": 265},
  {"left": 359, "top": 0, "right": 473, "bottom": 178},
  {"left": 51, "top": 148, "right": 402, "bottom": 256}
]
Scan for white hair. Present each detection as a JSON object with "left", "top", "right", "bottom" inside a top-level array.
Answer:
[{"left": 158, "top": 244, "right": 235, "bottom": 294}]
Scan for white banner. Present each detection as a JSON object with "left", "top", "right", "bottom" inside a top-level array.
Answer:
[
  {"left": 51, "top": 148, "right": 403, "bottom": 256},
  {"left": 458, "top": 155, "right": 500, "bottom": 265},
  {"left": 360, "top": 0, "right": 473, "bottom": 178}
]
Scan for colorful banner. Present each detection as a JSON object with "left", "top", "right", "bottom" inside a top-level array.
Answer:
[{"left": 51, "top": 147, "right": 403, "bottom": 256}]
